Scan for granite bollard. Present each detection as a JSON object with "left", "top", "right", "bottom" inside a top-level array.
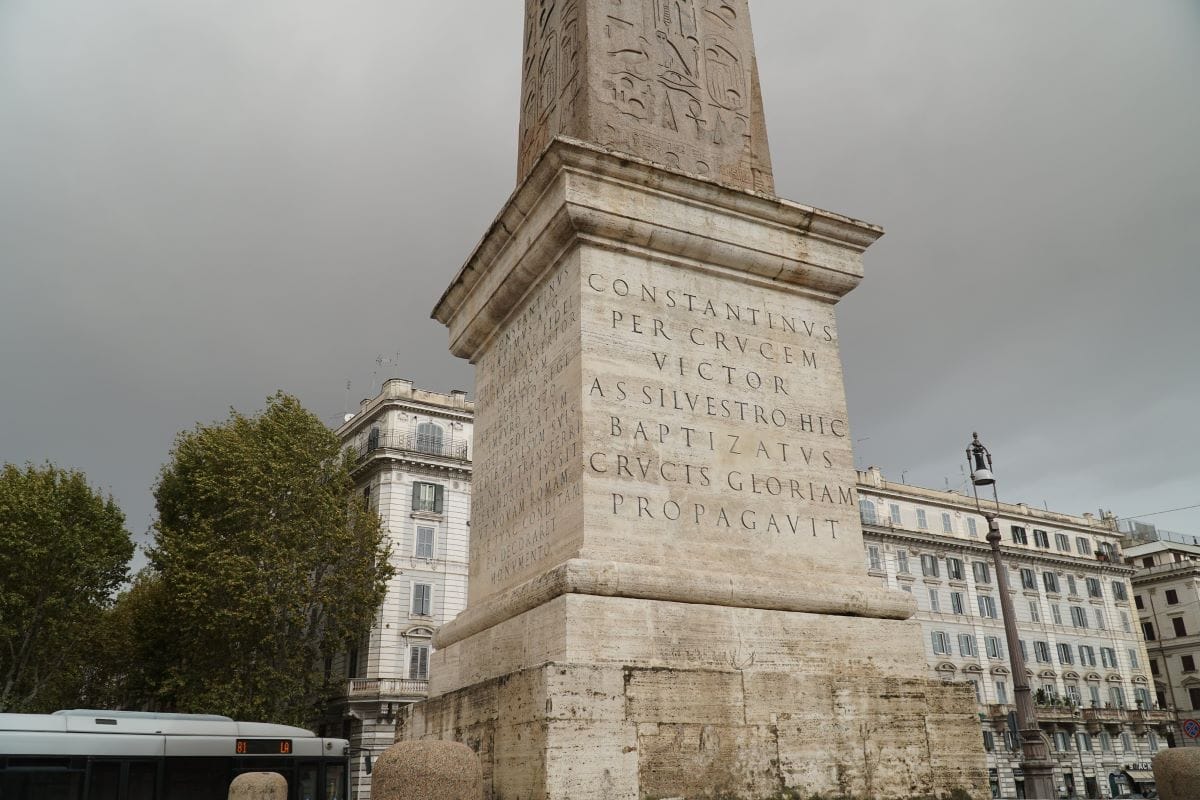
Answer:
[
  {"left": 1153, "top": 748, "right": 1200, "bottom": 800},
  {"left": 227, "top": 772, "right": 287, "bottom": 800},
  {"left": 371, "top": 740, "right": 483, "bottom": 800}
]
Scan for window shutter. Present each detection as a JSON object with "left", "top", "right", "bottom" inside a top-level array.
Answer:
[
  {"left": 434, "top": 484, "right": 444, "bottom": 513},
  {"left": 412, "top": 482, "right": 421, "bottom": 510},
  {"left": 409, "top": 647, "right": 420, "bottom": 678}
]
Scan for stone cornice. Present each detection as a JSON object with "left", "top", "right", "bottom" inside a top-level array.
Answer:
[
  {"left": 433, "top": 137, "right": 884, "bottom": 362},
  {"left": 863, "top": 524, "right": 1136, "bottom": 578}
]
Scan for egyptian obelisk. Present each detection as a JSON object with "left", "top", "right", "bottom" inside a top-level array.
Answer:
[{"left": 400, "top": 2, "right": 988, "bottom": 798}]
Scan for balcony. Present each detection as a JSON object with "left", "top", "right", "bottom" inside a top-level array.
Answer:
[
  {"left": 352, "top": 432, "right": 469, "bottom": 463},
  {"left": 1034, "top": 704, "right": 1080, "bottom": 724},
  {"left": 345, "top": 678, "right": 430, "bottom": 701}
]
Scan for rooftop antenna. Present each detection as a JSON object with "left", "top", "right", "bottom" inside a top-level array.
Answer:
[{"left": 343, "top": 380, "right": 353, "bottom": 423}]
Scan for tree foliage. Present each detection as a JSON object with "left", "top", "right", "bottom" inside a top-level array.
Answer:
[
  {"left": 0, "top": 463, "right": 133, "bottom": 712},
  {"left": 142, "top": 392, "right": 391, "bottom": 724}
]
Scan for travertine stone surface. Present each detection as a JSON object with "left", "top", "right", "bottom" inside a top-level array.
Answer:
[
  {"left": 371, "top": 741, "right": 483, "bottom": 800},
  {"left": 517, "top": 0, "right": 773, "bottom": 193},
  {"left": 1153, "top": 748, "right": 1200, "bottom": 800},
  {"left": 227, "top": 773, "right": 287, "bottom": 800},
  {"left": 434, "top": 140, "right": 901, "bottom": 649}
]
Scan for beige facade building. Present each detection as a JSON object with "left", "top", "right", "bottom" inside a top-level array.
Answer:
[
  {"left": 323, "top": 378, "right": 473, "bottom": 799},
  {"left": 859, "top": 467, "right": 1171, "bottom": 799},
  {"left": 1123, "top": 535, "right": 1200, "bottom": 748}
]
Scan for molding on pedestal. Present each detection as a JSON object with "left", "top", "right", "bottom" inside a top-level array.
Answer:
[
  {"left": 433, "top": 137, "right": 884, "bottom": 362},
  {"left": 433, "top": 557, "right": 914, "bottom": 649}
]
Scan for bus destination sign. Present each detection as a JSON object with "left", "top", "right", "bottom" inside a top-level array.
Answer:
[{"left": 235, "top": 738, "right": 293, "bottom": 755}]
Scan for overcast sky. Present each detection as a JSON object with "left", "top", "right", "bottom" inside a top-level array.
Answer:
[{"left": 2, "top": 1, "right": 1197, "bottom": 556}]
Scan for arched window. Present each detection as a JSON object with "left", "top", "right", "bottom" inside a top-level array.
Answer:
[
  {"left": 415, "top": 422, "right": 444, "bottom": 454},
  {"left": 858, "top": 499, "right": 877, "bottom": 525}
]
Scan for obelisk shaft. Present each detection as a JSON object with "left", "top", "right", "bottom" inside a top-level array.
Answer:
[{"left": 517, "top": 0, "right": 774, "bottom": 194}]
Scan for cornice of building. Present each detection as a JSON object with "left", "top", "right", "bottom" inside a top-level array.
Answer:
[
  {"left": 337, "top": 378, "right": 474, "bottom": 438},
  {"left": 863, "top": 523, "right": 1135, "bottom": 577}
]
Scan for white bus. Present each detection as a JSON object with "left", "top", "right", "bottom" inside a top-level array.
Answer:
[{"left": 0, "top": 710, "right": 348, "bottom": 800}]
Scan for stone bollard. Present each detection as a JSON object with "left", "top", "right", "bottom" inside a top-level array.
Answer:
[
  {"left": 1154, "top": 747, "right": 1200, "bottom": 800},
  {"left": 228, "top": 772, "right": 288, "bottom": 800},
  {"left": 371, "top": 740, "right": 483, "bottom": 800}
]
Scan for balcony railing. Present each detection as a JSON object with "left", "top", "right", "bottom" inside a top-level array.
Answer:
[
  {"left": 352, "top": 432, "right": 469, "bottom": 462},
  {"left": 345, "top": 678, "right": 430, "bottom": 700}
]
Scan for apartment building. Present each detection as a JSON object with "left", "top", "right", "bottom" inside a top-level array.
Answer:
[
  {"left": 1123, "top": 536, "right": 1200, "bottom": 747},
  {"left": 323, "top": 378, "right": 473, "bottom": 799},
  {"left": 858, "top": 467, "right": 1170, "bottom": 799}
]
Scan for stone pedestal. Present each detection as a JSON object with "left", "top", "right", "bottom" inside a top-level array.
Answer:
[{"left": 400, "top": 138, "right": 987, "bottom": 799}]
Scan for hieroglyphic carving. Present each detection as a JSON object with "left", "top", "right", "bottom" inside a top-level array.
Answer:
[{"left": 517, "top": 0, "right": 774, "bottom": 193}]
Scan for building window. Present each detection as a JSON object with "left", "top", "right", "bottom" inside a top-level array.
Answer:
[
  {"left": 1089, "top": 685, "right": 1101, "bottom": 708},
  {"left": 415, "top": 526, "right": 435, "bottom": 559},
  {"left": 1086, "top": 577, "right": 1102, "bottom": 598},
  {"left": 1051, "top": 604, "right": 1063, "bottom": 625},
  {"left": 1166, "top": 589, "right": 1180, "bottom": 605},
  {"left": 409, "top": 644, "right": 430, "bottom": 680},
  {"left": 1028, "top": 600, "right": 1040, "bottom": 622},
  {"left": 973, "top": 561, "right": 991, "bottom": 584},
  {"left": 1142, "top": 621, "right": 1157, "bottom": 641},
  {"left": 1134, "top": 594, "right": 1145, "bottom": 610},
  {"left": 916, "top": 509, "right": 928, "bottom": 530},
  {"left": 415, "top": 421, "right": 444, "bottom": 454},
  {"left": 1054, "top": 731, "right": 1070, "bottom": 752},
  {"left": 1033, "top": 529, "right": 1049, "bottom": 548},
  {"left": 1011, "top": 526, "right": 1028, "bottom": 545},
  {"left": 1150, "top": 658, "right": 1160, "bottom": 677},
  {"left": 1019, "top": 640, "right": 1028, "bottom": 660},
  {"left": 928, "top": 588, "right": 941, "bottom": 612},
  {"left": 1173, "top": 617, "right": 1188, "bottom": 637},
  {"left": 866, "top": 545, "right": 882, "bottom": 571},
  {"left": 412, "top": 583, "right": 433, "bottom": 616},
  {"left": 951, "top": 591, "right": 966, "bottom": 615},
  {"left": 978, "top": 595, "right": 997, "bottom": 619},
  {"left": 889, "top": 503, "right": 901, "bottom": 525},
  {"left": 859, "top": 499, "right": 878, "bottom": 525},
  {"left": 1070, "top": 606, "right": 1089, "bottom": 629},
  {"left": 1020, "top": 568, "right": 1036, "bottom": 590},
  {"left": 1034, "top": 641, "right": 1051, "bottom": 663},
  {"left": 1100, "top": 647, "right": 1117, "bottom": 669},
  {"left": 995, "top": 681, "right": 1008, "bottom": 704},
  {"left": 1109, "top": 686, "right": 1126, "bottom": 709},
  {"left": 931, "top": 631, "right": 951, "bottom": 655},
  {"left": 1134, "top": 686, "right": 1151, "bottom": 710},
  {"left": 986, "top": 636, "right": 1003, "bottom": 659},
  {"left": 959, "top": 634, "right": 976, "bottom": 657},
  {"left": 366, "top": 427, "right": 380, "bottom": 452},
  {"left": 1182, "top": 654, "right": 1196, "bottom": 673},
  {"left": 1057, "top": 643, "right": 1074, "bottom": 665},
  {"left": 982, "top": 731, "right": 994, "bottom": 752},
  {"left": 1112, "top": 581, "right": 1128, "bottom": 601},
  {"left": 1066, "top": 684, "right": 1082, "bottom": 706},
  {"left": 1054, "top": 532, "right": 1070, "bottom": 551},
  {"left": 1066, "top": 575, "right": 1077, "bottom": 595},
  {"left": 1043, "top": 572, "right": 1060, "bottom": 594},
  {"left": 942, "top": 513, "right": 953, "bottom": 534},
  {"left": 967, "top": 517, "right": 978, "bottom": 536},
  {"left": 1189, "top": 686, "right": 1200, "bottom": 708},
  {"left": 920, "top": 554, "right": 939, "bottom": 577},
  {"left": 1121, "top": 732, "right": 1133, "bottom": 753},
  {"left": 1143, "top": 556, "right": 1156, "bottom": 569},
  {"left": 412, "top": 481, "right": 445, "bottom": 513},
  {"left": 1075, "top": 536, "right": 1091, "bottom": 555},
  {"left": 1094, "top": 608, "right": 1105, "bottom": 630},
  {"left": 896, "top": 549, "right": 910, "bottom": 574},
  {"left": 1079, "top": 646, "right": 1096, "bottom": 667},
  {"left": 1149, "top": 730, "right": 1159, "bottom": 752},
  {"left": 1120, "top": 611, "right": 1131, "bottom": 632},
  {"left": 947, "top": 557, "right": 964, "bottom": 581},
  {"left": 362, "top": 485, "right": 372, "bottom": 509},
  {"left": 347, "top": 647, "right": 359, "bottom": 679},
  {"left": 1099, "top": 732, "right": 1112, "bottom": 752},
  {"left": 1077, "top": 732, "right": 1092, "bottom": 753}
]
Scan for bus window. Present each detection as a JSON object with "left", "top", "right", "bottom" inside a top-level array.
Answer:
[
  {"left": 163, "top": 758, "right": 229, "bottom": 800},
  {"left": 128, "top": 762, "right": 158, "bottom": 800},
  {"left": 297, "top": 764, "right": 318, "bottom": 800},
  {"left": 2, "top": 770, "right": 83, "bottom": 800},
  {"left": 88, "top": 762, "right": 120, "bottom": 800},
  {"left": 324, "top": 764, "right": 346, "bottom": 800}
]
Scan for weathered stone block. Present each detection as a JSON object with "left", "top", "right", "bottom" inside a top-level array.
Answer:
[
  {"left": 1153, "top": 747, "right": 1200, "bottom": 800},
  {"left": 371, "top": 741, "right": 483, "bottom": 800},
  {"left": 227, "top": 772, "right": 287, "bottom": 800}
]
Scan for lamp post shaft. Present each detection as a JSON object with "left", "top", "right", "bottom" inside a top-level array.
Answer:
[{"left": 987, "top": 513, "right": 1058, "bottom": 799}]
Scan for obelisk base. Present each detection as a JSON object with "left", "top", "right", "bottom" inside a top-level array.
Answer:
[{"left": 399, "top": 594, "right": 987, "bottom": 800}]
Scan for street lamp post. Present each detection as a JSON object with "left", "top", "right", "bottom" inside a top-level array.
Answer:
[{"left": 967, "top": 433, "right": 1058, "bottom": 800}]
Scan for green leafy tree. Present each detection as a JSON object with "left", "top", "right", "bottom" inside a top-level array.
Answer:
[
  {"left": 143, "top": 392, "right": 391, "bottom": 724},
  {"left": 0, "top": 463, "right": 133, "bottom": 712}
]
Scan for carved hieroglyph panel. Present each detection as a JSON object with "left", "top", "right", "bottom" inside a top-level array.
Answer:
[{"left": 518, "top": 0, "right": 774, "bottom": 194}]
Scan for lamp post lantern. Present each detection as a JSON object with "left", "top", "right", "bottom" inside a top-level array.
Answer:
[{"left": 967, "top": 433, "right": 1058, "bottom": 800}]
